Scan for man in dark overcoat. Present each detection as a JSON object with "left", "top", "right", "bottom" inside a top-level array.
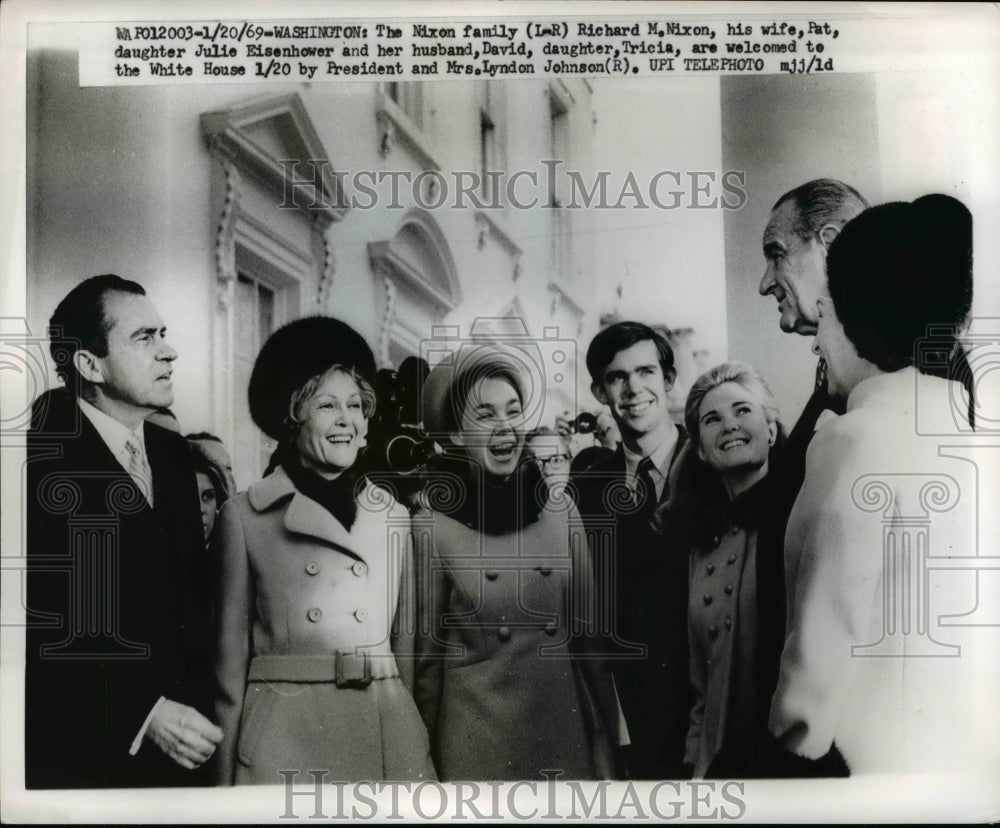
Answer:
[
  {"left": 25, "top": 274, "right": 221, "bottom": 788},
  {"left": 573, "top": 321, "right": 697, "bottom": 779}
]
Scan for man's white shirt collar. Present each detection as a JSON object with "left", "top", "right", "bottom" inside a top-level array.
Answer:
[
  {"left": 77, "top": 397, "right": 148, "bottom": 467},
  {"left": 622, "top": 423, "right": 678, "bottom": 500}
]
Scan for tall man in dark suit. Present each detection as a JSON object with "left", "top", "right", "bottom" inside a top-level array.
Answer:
[
  {"left": 26, "top": 274, "right": 222, "bottom": 788},
  {"left": 574, "top": 321, "right": 696, "bottom": 779},
  {"left": 751, "top": 180, "right": 868, "bottom": 774}
]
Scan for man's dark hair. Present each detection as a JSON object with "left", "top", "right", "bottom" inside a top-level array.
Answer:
[
  {"left": 827, "top": 194, "right": 973, "bottom": 373},
  {"left": 774, "top": 178, "right": 869, "bottom": 241},
  {"left": 48, "top": 274, "right": 146, "bottom": 390},
  {"left": 586, "top": 321, "right": 675, "bottom": 385},
  {"left": 185, "top": 431, "right": 224, "bottom": 444}
]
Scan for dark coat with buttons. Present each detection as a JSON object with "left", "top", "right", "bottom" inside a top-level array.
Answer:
[
  {"left": 412, "top": 481, "right": 617, "bottom": 780},
  {"left": 212, "top": 466, "right": 434, "bottom": 784}
]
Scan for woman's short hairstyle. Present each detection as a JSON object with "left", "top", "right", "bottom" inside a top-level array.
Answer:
[
  {"left": 684, "top": 361, "right": 781, "bottom": 447},
  {"left": 826, "top": 194, "right": 973, "bottom": 373},
  {"left": 285, "top": 364, "right": 377, "bottom": 435}
]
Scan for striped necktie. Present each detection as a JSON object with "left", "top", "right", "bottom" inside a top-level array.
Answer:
[{"left": 124, "top": 432, "right": 154, "bottom": 507}]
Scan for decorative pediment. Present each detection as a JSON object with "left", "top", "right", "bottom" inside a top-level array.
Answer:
[
  {"left": 201, "top": 93, "right": 347, "bottom": 229},
  {"left": 368, "top": 208, "right": 461, "bottom": 315}
]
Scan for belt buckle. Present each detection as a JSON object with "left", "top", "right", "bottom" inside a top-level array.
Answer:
[{"left": 335, "top": 651, "right": 371, "bottom": 688}]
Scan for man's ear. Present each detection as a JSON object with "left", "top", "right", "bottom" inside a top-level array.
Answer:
[
  {"left": 663, "top": 368, "right": 677, "bottom": 393},
  {"left": 817, "top": 223, "right": 840, "bottom": 250},
  {"left": 591, "top": 381, "right": 609, "bottom": 406},
  {"left": 72, "top": 350, "right": 104, "bottom": 384}
]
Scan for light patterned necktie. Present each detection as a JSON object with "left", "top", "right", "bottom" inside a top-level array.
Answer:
[{"left": 124, "top": 432, "right": 154, "bottom": 507}]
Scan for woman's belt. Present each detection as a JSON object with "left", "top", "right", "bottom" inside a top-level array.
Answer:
[{"left": 247, "top": 652, "right": 399, "bottom": 687}]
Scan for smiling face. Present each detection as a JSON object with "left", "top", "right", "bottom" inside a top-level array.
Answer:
[
  {"left": 592, "top": 339, "right": 674, "bottom": 446},
  {"left": 83, "top": 290, "right": 178, "bottom": 425},
  {"left": 760, "top": 199, "right": 830, "bottom": 336},
  {"left": 452, "top": 376, "right": 525, "bottom": 479},
  {"left": 294, "top": 368, "right": 368, "bottom": 479},
  {"left": 696, "top": 381, "right": 776, "bottom": 477}
]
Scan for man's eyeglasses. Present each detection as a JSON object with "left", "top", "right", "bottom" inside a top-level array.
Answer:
[{"left": 534, "top": 453, "right": 570, "bottom": 470}]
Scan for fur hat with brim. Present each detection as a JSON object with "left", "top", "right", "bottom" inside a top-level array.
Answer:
[
  {"left": 420, "top": 340, "right": 544, "bottom": 439},
  {"left": 249, "top": 316, "right": 376, "bottom": 441}
]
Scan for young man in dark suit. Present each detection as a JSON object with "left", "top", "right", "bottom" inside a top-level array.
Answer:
[
  {"left": 25, "top": 274, "right": 221, "bottom": 788},
  {"left": 574, "top": 321, "right": 696, "bottom": 779}
]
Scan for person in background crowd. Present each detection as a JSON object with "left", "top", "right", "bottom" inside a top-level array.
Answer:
[
  {"left": 413, "top": 346, "right": 616, "bottom": 780},
  {"left": 188, "top": 440, "right": 227, "bottom": 543},
  {"left": 594, "top": 407, "right": 622, "bottom": 450},
  {"left": 574, "top": 321, "right": 697, "bottom": 779},
  {"left": 525, "top": 425, "right": 573, "bottom": 493},
  {"left": 26, "top": 274, "right": 219, "bottom": 788},
  {"left": 187, "top": 431, "right": 238, "bottom": 497},
  {"left": 213, "top": 316, "right": 434, "bottom": 785},
  {"left": 672, "top": 363, "right": 784, "bottom": 779},
  {"left": 770, "top": 195, "right": 993, "bottom": 775}
]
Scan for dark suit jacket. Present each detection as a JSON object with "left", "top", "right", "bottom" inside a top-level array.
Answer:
[
  {"left": 25, "top": 392, "right": 212, "bottom": 788},
  {"left": 573, "top": 427, "right": 697, "bottom": 779}
]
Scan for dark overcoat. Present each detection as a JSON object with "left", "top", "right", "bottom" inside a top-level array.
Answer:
[{"left": 25, "top": 392, "right": 212, "bottom": 788}]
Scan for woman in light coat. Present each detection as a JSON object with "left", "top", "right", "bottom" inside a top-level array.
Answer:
[
  {"left": 770, "top": 195, "right": 997, "bottom": 775},
  {"left": 213, "top": 317, "right": 435, "bottom": 785},
  {"left": 412, "top": 346, "right": 617, "bottom": 780}
]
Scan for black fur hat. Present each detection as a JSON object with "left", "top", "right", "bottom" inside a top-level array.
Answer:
[{"left": 248, "top": 316, "right": 376, "bottom": 440}]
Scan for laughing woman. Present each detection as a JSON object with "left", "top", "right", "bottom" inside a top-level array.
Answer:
[
  {"left": 213, "top": 317, "right": 435, "bottom": 785},
  {"left": 412, "top": 348, "right": 617, "bottom": 780}
]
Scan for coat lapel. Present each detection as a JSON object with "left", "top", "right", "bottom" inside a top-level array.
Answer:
[{"left": 249, "top": 466, "right": 368, "bottom": 561}]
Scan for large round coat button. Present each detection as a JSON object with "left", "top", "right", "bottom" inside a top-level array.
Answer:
[
  {"left": 352, "top": 561, "right": 367, "bottom": 577},
  {"left": 485, "top": 570, "right": 499, "bottom": 581},
  {"left": 498, "top": 626, "right": 512, "bottom": 642},
  {"left": 727, "top": 554, "right": 737, "bottom": 565},
  {"left": 706, "top": 564, "right": 715, "bottom": 575},
  {"left": 725, "top": 615, "right": 733, "bottom": 630},
  {"left": 307, "top": 607, "right": 323, "bottom": 622},
  {"left": 305, "top": 561, "right": 320, "bottom": 576},
  {"left": 354, "top": 608, "right": 369, "bottom": 623},
  {"left": 708, "top": 625, "right": 719, "bottom": 639},
  {"left": 703, "top": 594, "right": 713, "bottom": 605},
  {"left": 545, "top": 622, "right": 558, "bottom": 636},
  {"left": 539, "top": 567, "right": 552, "bottom": 576},
  {"left": 724, "top": 584, "right": 734, "bottom": 596}
]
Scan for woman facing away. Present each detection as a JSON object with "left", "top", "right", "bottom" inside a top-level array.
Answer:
[
  {"left": 212, "top": 316, "right": 435, "bottom": 785},
  {"left": 769, "top": 194, "right": 999, "bottom": 776},
  {"left": 412, "top": 345, "right": 618, "bottom": 780}
]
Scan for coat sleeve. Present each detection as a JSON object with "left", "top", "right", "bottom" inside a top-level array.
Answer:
[
  {"left": 567, "top": 508, "right": 619, "bottom": 779},
  {"left": 410, "top": 508, "right": 448, "bottom": 745},
  {"left": 768, "top": 420, "right": 884, "bottom": 759},
  {"left": 684, "top": 555, "right": 707, "bottom": 771},
  {"left": 389, "top": 502, "right": 417, "bottom": 693},
  {"left": 211, "top": 496, "right": 254, "bottom": 785}
]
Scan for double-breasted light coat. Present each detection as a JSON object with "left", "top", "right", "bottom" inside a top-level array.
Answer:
[{"left": 213, "top": 467, "right": 435, "bottom": 784}]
